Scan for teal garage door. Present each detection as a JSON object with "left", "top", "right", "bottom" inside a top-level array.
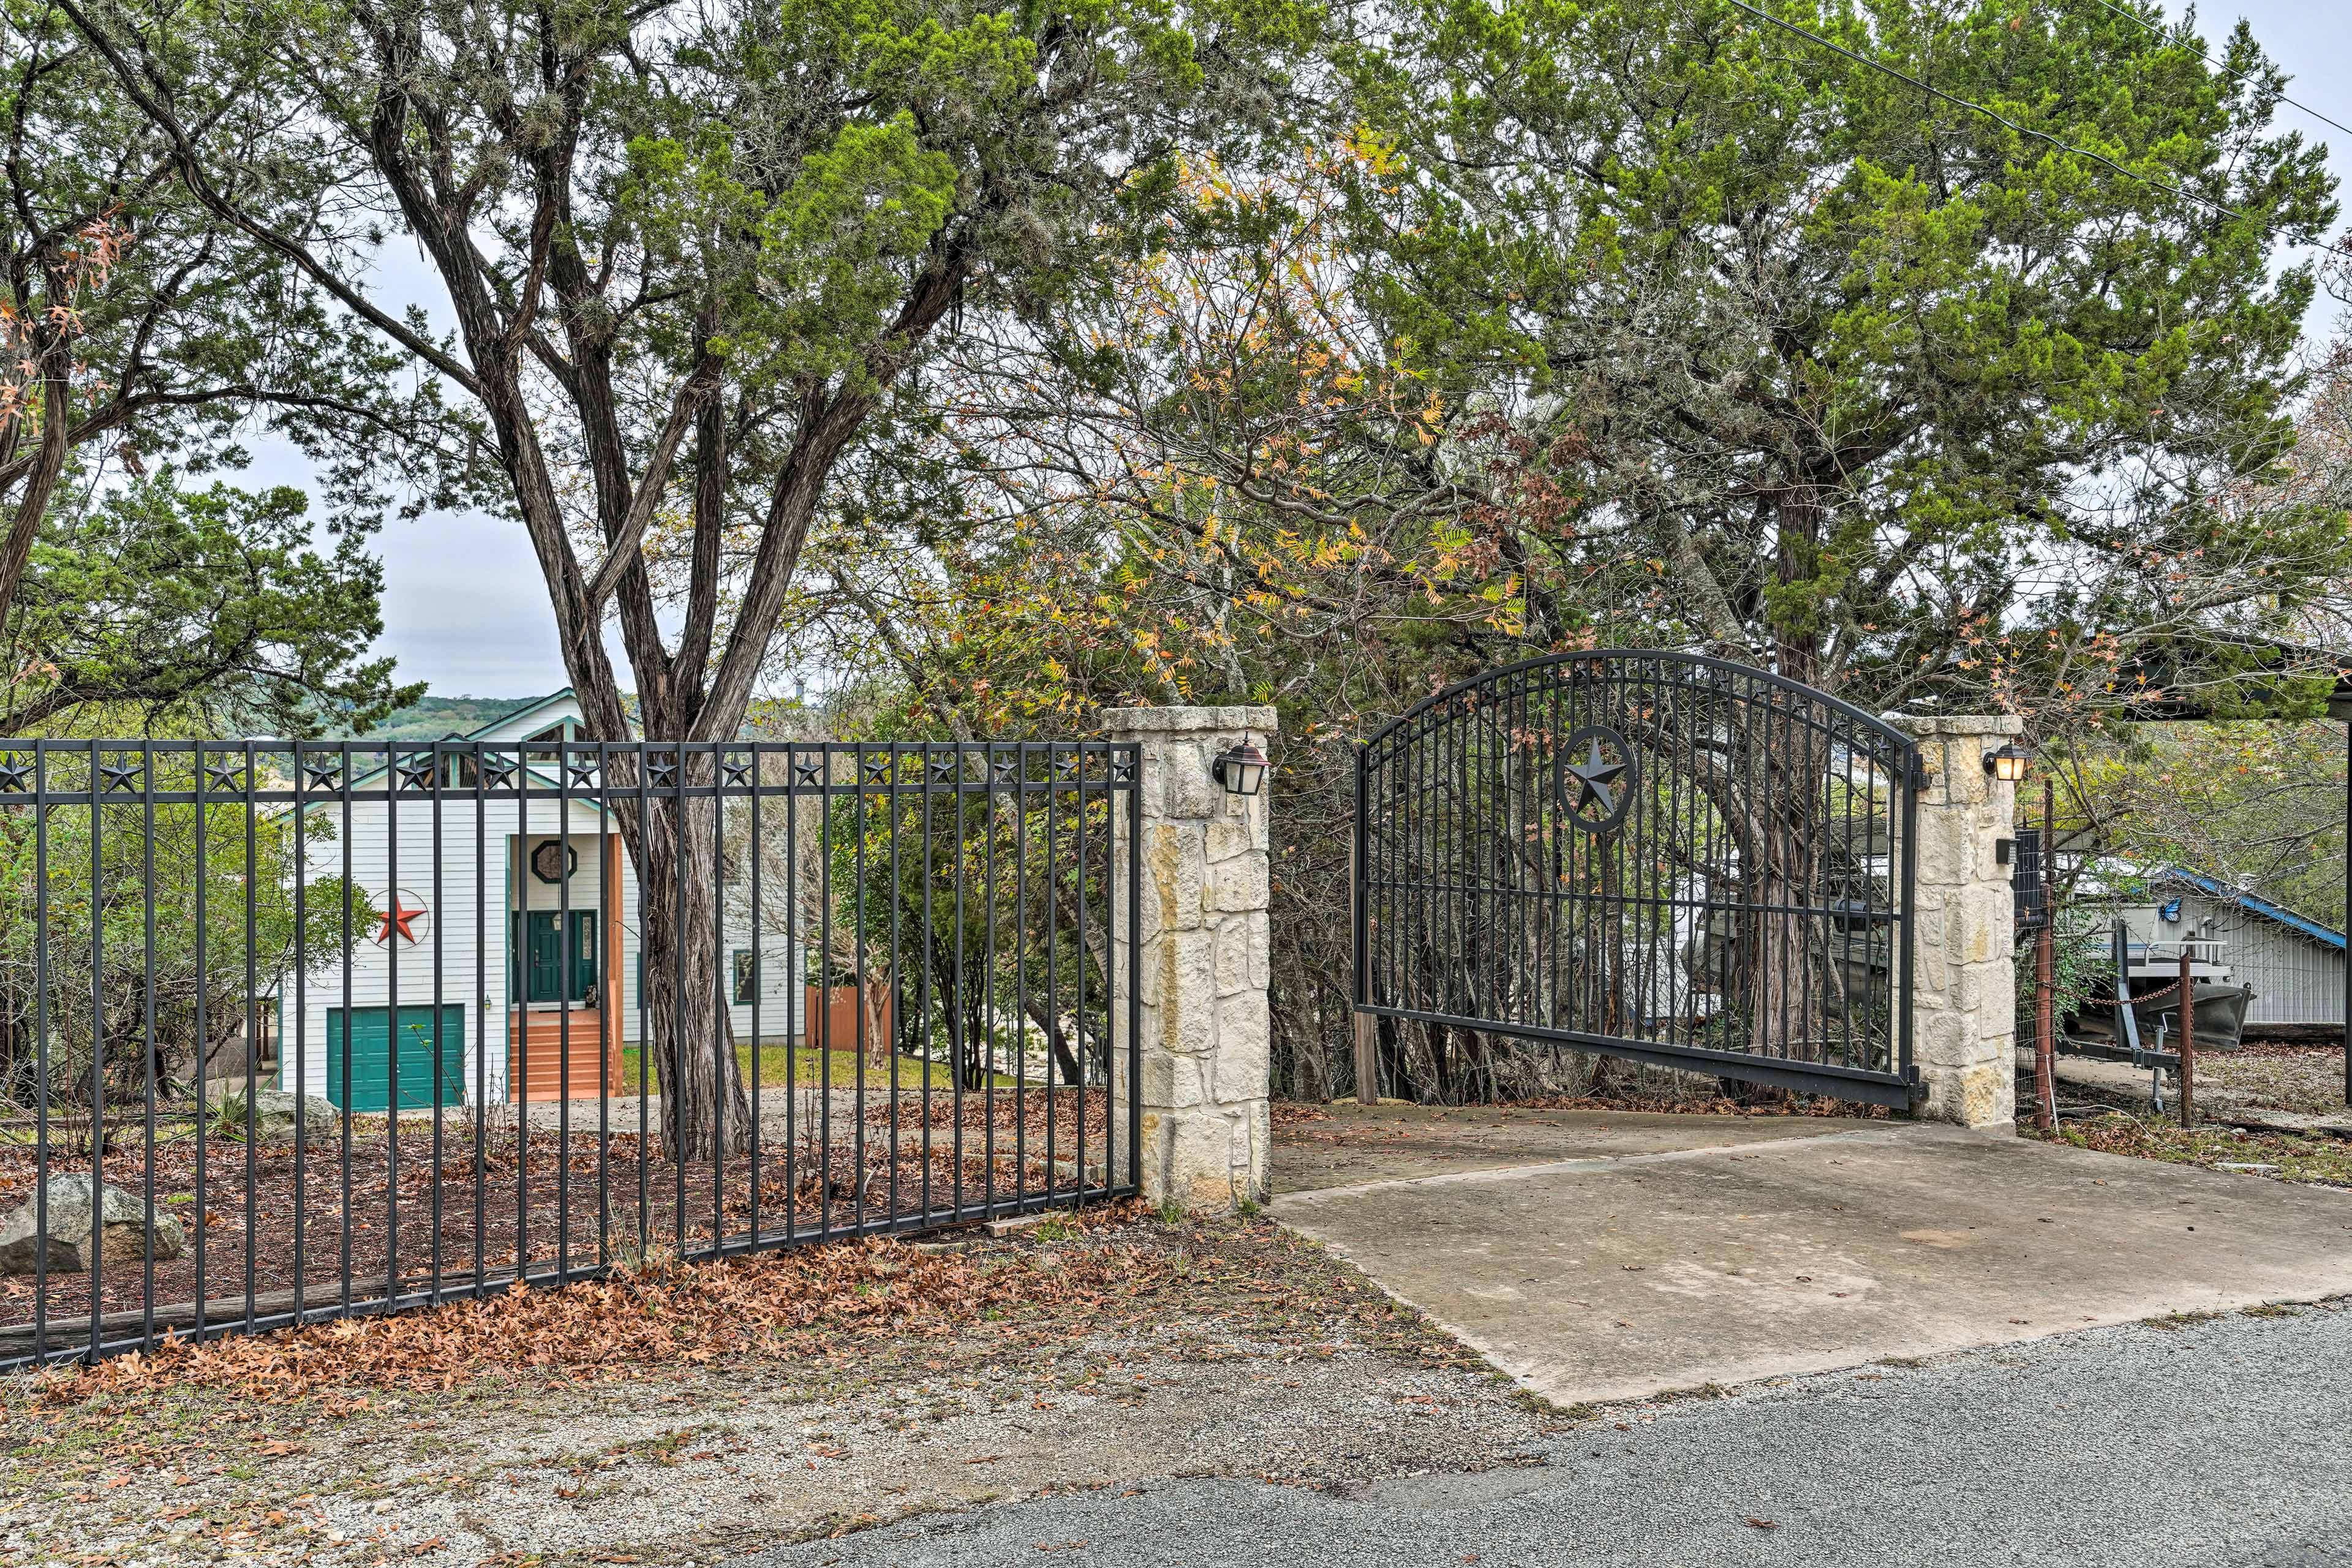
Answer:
[{"left": 325, "top": 1005, "right": 467, "bottom": 1112}]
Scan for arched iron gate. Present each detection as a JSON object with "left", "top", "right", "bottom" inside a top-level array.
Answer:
[{"left": 1352, "top": 651, "right": 1923, "bottom": 1106}]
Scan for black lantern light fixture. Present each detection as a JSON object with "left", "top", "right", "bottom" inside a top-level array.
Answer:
[
  {"left": 1983, "top": 742, "right": 2032, "bottom": 783},
  {"left": 1212, "top": 734, "right": 1269, "bottom": 797}
]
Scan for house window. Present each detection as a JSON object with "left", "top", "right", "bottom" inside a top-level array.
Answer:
[
  {"left": 732, "top": 950, "right": 758, "bottom": 1005},
  {"left": 522, "top": 721, "right": 568, "bottom": 775}
]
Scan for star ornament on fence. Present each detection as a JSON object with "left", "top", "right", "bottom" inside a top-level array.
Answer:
[{"left": 1555, "top": 724, "right": 1636, "bottom": 834}]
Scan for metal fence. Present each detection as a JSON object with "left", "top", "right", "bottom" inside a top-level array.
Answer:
[
  {"left": 0, "top": 737, "right": 1140, "bottom": 1366},
  {"left": 1354, "top": 650, "right": 1920, "bottom": 1106}
]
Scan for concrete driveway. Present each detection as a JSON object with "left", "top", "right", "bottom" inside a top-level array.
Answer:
[{"left": 1271, "top": 1104, "right": 2352, "bottom": 1406}]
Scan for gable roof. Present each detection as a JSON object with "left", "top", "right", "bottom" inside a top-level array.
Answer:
[
  {"left": 453, "top": 688, "right": 581, "bottom": 742},
  {"left": 2154, "top": 867, "right": 2346, "bottom": 953},
  {"left": 280, "top": 688, "right": 606, "bottom": 826},
  {"left": 332, "top": 689, "right": 579, "bottom": 789}
]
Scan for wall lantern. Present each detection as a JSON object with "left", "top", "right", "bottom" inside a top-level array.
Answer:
[
  {"left": 1212, "top": 736, "right": 1269, "bottom": 797},
  {"left": 1983, "top": 742, "right": 2032, "bottom": 783}
]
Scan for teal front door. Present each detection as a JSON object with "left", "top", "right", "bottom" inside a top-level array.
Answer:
[
  {"left": 526, "top": 911, "right": 563, "bottom": 1001},
  {"left": 513, "top": 910, "right": 598, "bottom": 1003}
]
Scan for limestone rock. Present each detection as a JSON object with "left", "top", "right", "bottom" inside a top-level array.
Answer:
[
  {"left": 210, "top": 1087, "right": 341, "bottom": 1149},
  {"left": 0, "top": 1175, "right": 184, "bottom": 1275}
]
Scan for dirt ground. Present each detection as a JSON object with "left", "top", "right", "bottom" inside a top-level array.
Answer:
[
  {"left": 2197, "top": 1041, "right": 2350, "bottom": 1118},
  {"left": 0, "top": 1088, "right": 1106, "bottom": 1353},
  {"left": 0, "top": 1208, "right": 1561, "bottom": 1568},
  {"left": 2027, "top": 1110, "right": 2352, "bottom": 1186}
]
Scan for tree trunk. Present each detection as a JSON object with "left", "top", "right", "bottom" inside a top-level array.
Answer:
[
  {"left": 622, "top": 778, "right": 751, "bottom": 1162},
  {"left": 918, "top": 922, "right": 992, "bottom": 1092},
  {"left": 0, "top": 355, "right": 74, "bottom": 636},
  {"left": 1018, "top": 989, "right": 1087, "bottom": 1085},
  {"left": 864, "top": 972, "right": 894, "bottom": 1067},
  {"left": 1733, "top": 736, "right": 1828, "bottom": 1073}
]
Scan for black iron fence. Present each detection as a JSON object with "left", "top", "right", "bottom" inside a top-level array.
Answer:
[
  {"left": 0, "top": 737, "right": 1140, "bottom": 1366},
  {"left": 1354, "top": 651, "right": 1920, "bottom": 1106}
]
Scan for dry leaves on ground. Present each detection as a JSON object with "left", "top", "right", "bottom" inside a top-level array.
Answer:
[
  {"left": 1503, "top": 1092, "right": 1888, "bottom": 1118},
  {"left": 34, "top": 1202, "right": 1175, "bottom": 1406},
  {"left": 2199, "top": 1043, "right": 2349, "bottom": 1118},
  {"left": 21, "top": 1202, "right": 1469, "bottom": 1412}
]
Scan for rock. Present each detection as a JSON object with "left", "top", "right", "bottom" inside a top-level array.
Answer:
[
  {"left": 209, "top": 1087, "right": 341, "bottom": 1149},
  {"left": 0, "top": 1175, "right": 184, "bottom": 1275}
]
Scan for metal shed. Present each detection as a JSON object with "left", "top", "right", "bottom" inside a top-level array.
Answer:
[{"left": 2116, "top": 870, "right": 2347, "bottom": 1034}]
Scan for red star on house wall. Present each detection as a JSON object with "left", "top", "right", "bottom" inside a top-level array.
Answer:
[{"left": 375, "top": 896, "right": 425, "bottom": 946}]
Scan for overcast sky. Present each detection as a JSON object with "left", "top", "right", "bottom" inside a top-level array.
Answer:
[{"left": 251, "top": 0, "right": 2352, "bottom": 701}]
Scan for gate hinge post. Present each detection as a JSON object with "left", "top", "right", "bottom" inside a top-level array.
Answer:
[
  {"left": 1102, "top": 704, "right": 1280, "bottom": 1211},
  {"left": 1888, "top": 714, "right": 2025, "bottom": 1131}
]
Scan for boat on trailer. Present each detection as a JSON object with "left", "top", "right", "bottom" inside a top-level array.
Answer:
[{"left": 2066, "top": 919, "right": 2255, "bottom": 1060}]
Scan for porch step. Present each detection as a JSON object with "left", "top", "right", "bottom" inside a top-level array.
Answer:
[{"left": 508, "top": 1010, "right": 627, "bottom": 1102}]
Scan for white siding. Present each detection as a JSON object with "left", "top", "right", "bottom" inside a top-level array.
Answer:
[
  {"left": 2205, "top": 905, "right": 2345, "bottom": 1025},
  {"left": 605, "top": 843, "right": 805, "bottom": 1046}
]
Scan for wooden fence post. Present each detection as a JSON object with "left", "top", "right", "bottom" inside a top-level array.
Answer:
[{"left": 2034, "top": 779, "right": 2056, "bottom": 1133}]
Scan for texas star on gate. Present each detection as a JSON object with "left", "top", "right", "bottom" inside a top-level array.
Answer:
[{"left": 1563, "top": 736, "right": 1627, "bottom": 818}]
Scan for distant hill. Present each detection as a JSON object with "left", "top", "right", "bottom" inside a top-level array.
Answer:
[{"left": 330, "top": 694, "right": 552, "bottom": 740}]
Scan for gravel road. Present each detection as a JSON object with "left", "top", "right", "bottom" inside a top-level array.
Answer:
[{"left": 745, "top": 1301, "right": 2352, "bottom": 1568}]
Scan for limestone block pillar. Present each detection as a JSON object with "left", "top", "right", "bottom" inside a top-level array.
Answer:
[
  {"left": 1892, "top": 715, "right": 2022, "bottom": 1130},
  {"left": 1103, "top": 705, "right": 1276, "bottom": 1208}
]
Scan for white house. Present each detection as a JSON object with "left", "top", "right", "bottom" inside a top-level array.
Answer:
[{"left": 272, "top": 691, "right": 806, "bottom": 1111}]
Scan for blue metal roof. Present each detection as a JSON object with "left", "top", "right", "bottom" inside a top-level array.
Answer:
[{"left": 2156, "top": 867, "right": 2346, "bottom": 953}]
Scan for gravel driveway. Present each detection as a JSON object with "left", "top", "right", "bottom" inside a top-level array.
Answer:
[
  {"left": 745, "top": 1300, "right": 2352, "bottom": 1568},
  {"left": 0, "top": 1212, "right": 1551, "bottom": 1567}
]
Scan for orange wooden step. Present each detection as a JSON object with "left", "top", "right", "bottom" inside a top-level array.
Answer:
[{"left": 508, "top": 1010, "right": 627, "bottom": 1101}]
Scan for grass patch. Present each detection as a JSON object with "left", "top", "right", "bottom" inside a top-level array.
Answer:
[
  {"left": 2027, "top": 1110, "right": 2352, "bottom": 1189},
  {"left": 617, "top": 1042, "right": 1013, "bottom": 1092},
  {"left": 2142, "top": 1310, "right": 2227, "bottom": 1331}
]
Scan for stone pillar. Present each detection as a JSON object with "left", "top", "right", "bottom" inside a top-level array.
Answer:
[
  {"left": 1893, "top": 715, "right": 2021, "bottom": 1130},
  {"left": 1103, "top": 705, "right": 1276, "bottom": 1209}
]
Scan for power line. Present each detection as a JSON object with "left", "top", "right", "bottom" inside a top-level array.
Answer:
[
  {"left": 2078, "top": 0, "right": 2352, "bottom": 144},
  {"left": 1720, "top": 0, "right": 2348, "bottom": 258}
]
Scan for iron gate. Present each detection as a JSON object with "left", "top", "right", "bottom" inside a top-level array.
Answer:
[
  {"left": 0, "top": 737, "right": 1139, "bottom": 1367},
  {"left": 1353, "top": 651, "right": 1921, "bottom": 1105}
]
